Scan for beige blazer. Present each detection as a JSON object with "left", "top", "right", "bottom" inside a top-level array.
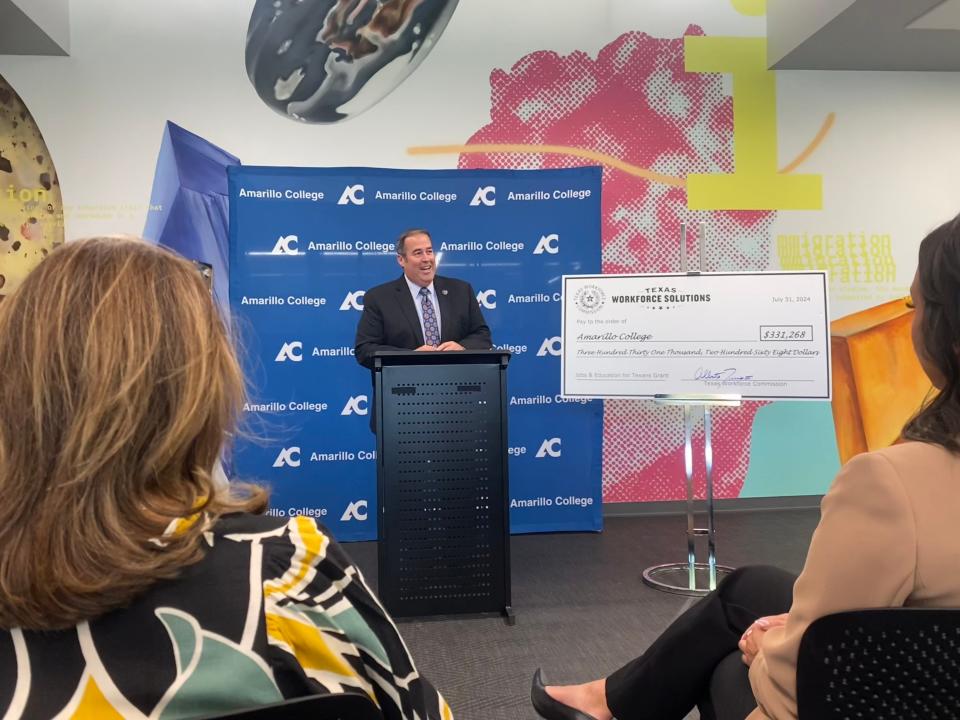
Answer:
[{"left": 747, "top": 441, "right": 960, "bottom": 719}]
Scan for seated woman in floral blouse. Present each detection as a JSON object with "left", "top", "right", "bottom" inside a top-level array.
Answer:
[{"left": 0, "top": 237, "right": 452, "bottom": 720}]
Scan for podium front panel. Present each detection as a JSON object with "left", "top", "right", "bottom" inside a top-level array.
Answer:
[{"left": 377, "top": 361, "right": 508, "bottom": 617}]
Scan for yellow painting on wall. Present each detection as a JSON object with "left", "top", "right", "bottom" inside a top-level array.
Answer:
[{"left": 0, "top": 74, "right": 64, "bottom": 298}]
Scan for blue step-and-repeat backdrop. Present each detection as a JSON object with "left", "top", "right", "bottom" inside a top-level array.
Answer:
[{"left": 228, "top": 166, "right": 603, "bottom": 541}]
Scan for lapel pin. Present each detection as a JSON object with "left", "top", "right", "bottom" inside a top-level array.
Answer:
[{"left": 442, "top": 289, "right": 448, "bottom": 296}]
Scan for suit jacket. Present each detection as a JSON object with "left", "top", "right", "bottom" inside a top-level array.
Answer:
[
  {"left": 747, "top": 441, "right": 960, "bottom": 719},
  {"left": 354, "top": 274, "right": 492, "bottom": 370}
]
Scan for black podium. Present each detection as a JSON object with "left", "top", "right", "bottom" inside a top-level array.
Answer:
[{"left": 374, "top": 350, "right": 512, "bottom": 622}]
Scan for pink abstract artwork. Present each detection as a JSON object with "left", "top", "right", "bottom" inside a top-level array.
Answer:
[{"left": 458, "top": 28, "right": 776, "bottom": 501}]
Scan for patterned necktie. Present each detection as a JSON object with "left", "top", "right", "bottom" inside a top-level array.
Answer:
[{"left": 419, "top": 286, "right": 440, "bottom": 347}]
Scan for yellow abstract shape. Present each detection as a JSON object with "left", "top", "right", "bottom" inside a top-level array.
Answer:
[
  {"left": 408, "top": 113, "right": 834, "bottom": 188},
  {"left": 70, "top": 676, "right": 126, "bottom": 720},
  {"left": 442, "top": 699, "right": 453, "bottom": 720},
  {"left": 684, "top": 36, "right": 822, "bottom": 210},
  {"left": 264, "top": 516, "right": 328, "bottom": 599},
  {"left": 732, "top": 0, "right": 766, "bottom": 16},
  {"left": 408, "top": 143, "right": 685, "bottom": 187},
  {"left": 266, "top": 613, "right": 357, "bottom": 679},
  {"left": 779, "top": 113, "right": 835, "bottom": 175}
]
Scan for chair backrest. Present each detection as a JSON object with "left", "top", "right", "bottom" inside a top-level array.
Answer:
[
  {"left": 796, "top": 608, "right": 960, "bottom": 719},
  {"left": 197, "top": 692, "right": 384, "bottom": 720}
]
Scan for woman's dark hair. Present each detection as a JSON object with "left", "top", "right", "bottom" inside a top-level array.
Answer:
[{"left": 902, "top": 215, "right": 960, "bottom": 451}]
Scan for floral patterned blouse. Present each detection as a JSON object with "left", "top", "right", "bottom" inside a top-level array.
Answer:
[{"left": 0, "top": 513, "right": 453, "bottom": 720}]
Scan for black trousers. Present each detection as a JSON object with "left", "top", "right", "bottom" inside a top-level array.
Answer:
[{"left": 605, "top": 565, "right": 797, "bottom": 720}]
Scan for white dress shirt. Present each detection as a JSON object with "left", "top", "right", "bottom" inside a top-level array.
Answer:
[{"left": 404, "top": 274, "right": 442, "bottom": 344}]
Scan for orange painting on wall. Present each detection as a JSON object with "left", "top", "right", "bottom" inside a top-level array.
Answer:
[{"left": 831, "top": 299, "right": 932, "bottom": 463}]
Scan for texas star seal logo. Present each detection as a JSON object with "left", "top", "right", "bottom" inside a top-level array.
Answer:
[{"left": 574, "top": 285, "right": 605, "bottom": 314}]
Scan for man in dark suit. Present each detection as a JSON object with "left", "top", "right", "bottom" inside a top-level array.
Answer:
[
  {"left": 354, "top": 228, "right": 493, "bottom": 431},
  {"left": 354, "top": 228, "right": 492, "bottom": 369}
]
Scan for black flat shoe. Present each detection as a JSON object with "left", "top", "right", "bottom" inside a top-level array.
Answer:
[{"left": 531, "top": 668, "right": 600, "bottom": 720}]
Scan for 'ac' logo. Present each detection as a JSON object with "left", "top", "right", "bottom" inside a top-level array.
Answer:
[
  {"left": 339, "top": 291, "right": 365, "bottom": 311},
  {"left": 273, "top": 446, "right": 301, "bottom": 468},
  {"left": 476, "top": 289, "right": 497, "bottom": 309},
  {"left": 341, "top": 395, "right": 369, "bottom": 416},
  {"left": 341, "top": 499, "right": 369, "bottom": 521},
  {"left": 275, "top": 341, "right": 304, "bottom": 362},
  {"left": 536, "top": 337, "right": 562, "bottom": 357},
  {"left": 270, "top": 234, "right": 303, "bottom": 255},
  {"left": 533, "top": 233, "right": 560, "bottom": 255},
  {"left": 536, "top": 438, "right": 562, "bottom": 458},
  {"left": 338, "top": 184, "right": 365, "bottom": 205},
  {"left": 469, "top": 186, "right": 496, "bottom": 207}
]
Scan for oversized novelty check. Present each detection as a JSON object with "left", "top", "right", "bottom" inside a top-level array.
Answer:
[{"left": 561, "top": 272, "right": 831, "bottom": 400}]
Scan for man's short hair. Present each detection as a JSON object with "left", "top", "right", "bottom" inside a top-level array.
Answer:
[{"left": 396, "top": 228, "right": 431, "bottom": 256}]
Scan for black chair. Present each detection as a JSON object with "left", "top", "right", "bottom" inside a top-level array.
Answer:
[
  {"left": 198, "top": 692, "right": 384, "bottom": 719},
  {"left": 796, "top": 608, "right": 960, "bottom": 719}
]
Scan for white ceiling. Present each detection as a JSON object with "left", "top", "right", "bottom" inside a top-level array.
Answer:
[
  {"left": 770, "top": 0, "right": 960, "bottom": 70},
  {"left": 909, "top": 0, "right": 960, "bottom": 31},
  {"left": 0, "top": 0, "right": 69, "bottom": 55},
  {"left": 3, "top": 0, "right": 960, "bottom": 67}
]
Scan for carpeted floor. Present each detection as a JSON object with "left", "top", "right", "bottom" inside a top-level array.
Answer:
[{"left": 346, "top": 508, "right": 820, "bottom": 720}]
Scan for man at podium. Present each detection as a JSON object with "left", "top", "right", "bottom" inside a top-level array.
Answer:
[
  {"left": 354, "top": 228, "right": 492, "bottom": 368},
  {"left": 354, "top": 228, "right": 493, "bottom": 431}
]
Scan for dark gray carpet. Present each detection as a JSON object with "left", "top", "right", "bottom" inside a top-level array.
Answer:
[{"left": 346, "top": 509, "right": 820, "bottom": 720}]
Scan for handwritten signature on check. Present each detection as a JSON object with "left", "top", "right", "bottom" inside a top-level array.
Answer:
[{"left": 693, "top": 367, "right": 755, "bottom": 382}]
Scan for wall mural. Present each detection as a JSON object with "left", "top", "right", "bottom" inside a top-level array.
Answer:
[
  {"left": 400, "top": 1, "right": 928, "bottom": 501},
  {"left": 0, "top": 0, "right": 941, "bottom": 505},
  {"left": 245, "top": 0, "right": 459, "bottom": 123},
  {"left": 398, "top": 0, "right": 843, "bottom": 501},
  {"left": 0, "top": 74, "right": 63, "bottom": 298},
  {"left": 451, "top": 27, "right": 782, "bottom": 501}
]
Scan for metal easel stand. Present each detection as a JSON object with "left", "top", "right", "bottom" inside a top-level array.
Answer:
[
  {"left": 641, "top": 221, "right": 738, "bottom": 596},
  {"left": 641, "top": 394, "right": 741, "bottom": 596}
]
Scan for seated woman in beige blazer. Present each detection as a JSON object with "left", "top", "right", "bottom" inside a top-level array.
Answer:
[{"left": 530, "top": 213, "right": 960, "bottom": 720}]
